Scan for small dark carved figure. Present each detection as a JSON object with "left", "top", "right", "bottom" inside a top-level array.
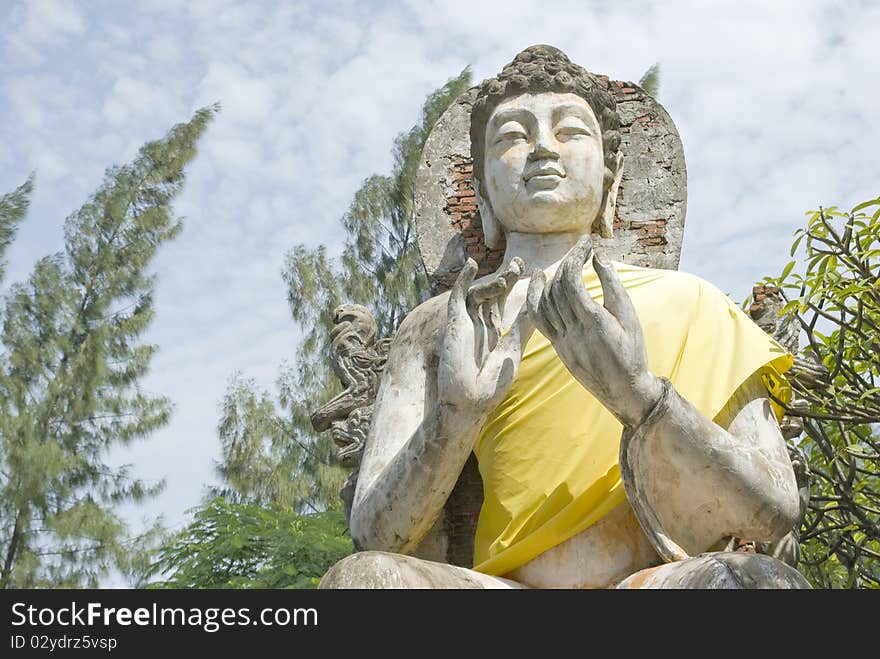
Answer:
[{"left": 311, "top": 304, "right": 391, "bottom": 520}]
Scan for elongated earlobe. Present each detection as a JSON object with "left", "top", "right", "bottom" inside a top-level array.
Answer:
[
  {"left": 474, "top": 179, "right": 503, "bottom": 249},
  {"left": 594, "top": 152, "right": 625, "bottom": 238}
]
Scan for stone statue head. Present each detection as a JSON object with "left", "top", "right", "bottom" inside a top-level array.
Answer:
[{"left": 470, "top": 45, "right": 624, "bottom": 247}]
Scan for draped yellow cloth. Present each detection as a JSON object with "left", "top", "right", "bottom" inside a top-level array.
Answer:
[{"left": 472, "top": 262, "right": 792, "bottom": 576}]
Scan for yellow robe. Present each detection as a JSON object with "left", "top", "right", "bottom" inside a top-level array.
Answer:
[{"left": 472, "top": 262, "right": 792, "bottom": 576}]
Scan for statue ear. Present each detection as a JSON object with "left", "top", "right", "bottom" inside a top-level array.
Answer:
[
  {"left": 593, "top": 152, "right": 625, "bottom": 238},
  {"left": 474, "top": 179, "right": 503, "bottom": 249}
]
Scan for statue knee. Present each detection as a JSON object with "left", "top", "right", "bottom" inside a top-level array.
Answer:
[
  {"left": 319, "top": 551, "right": 413, "bottom": 589},
  {"left": 319, "top": 551, "right": 472, "bottom": 589},
  {"left": 319, "top": 550, "right": 521, "bottom": 589},
  {"left": 617, "top": 552, "right": 812, "bottom": 589}
]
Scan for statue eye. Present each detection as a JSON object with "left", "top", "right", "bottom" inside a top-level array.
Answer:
[
  {"left": 556, "top": 125, "right": 591, "bottom": 140},
  {"left": 494, "top": 122, "right": 528, "bottom": 144}
]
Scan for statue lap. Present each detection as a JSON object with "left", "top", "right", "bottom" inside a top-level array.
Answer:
[{"left": 319, "top": 550, "right": 810, "bottom": 589}]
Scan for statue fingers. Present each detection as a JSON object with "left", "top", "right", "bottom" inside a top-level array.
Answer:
[
  {"left": 466, "top": 259, "right": 525, "bottom": 356},
  {"left": 492, "top": 356, "right": 518, "bottom": 399},
  {"left": 548, "top": 274, "right": 581, "bottom": 331},
  {"left": 537, "top": 275, "right": 567, "bottom": 335},
  {"left": 442, "top": 260, "right": 483, "bottom": 379},
  {"left": 468, "top": 277, "right": 507, "bottom": 307},
  {"left": 499, "top": 256, "right": 524, "bottom": 316},
  {"left": 563, "top": 234, "right": 593, "bottom": 271},
  {"left": 554, "top": 244, "right": 602, "bottom": 330},
  {"left": 556, "top": 234, "right": 592, "bottom": 299},
  {"left": 501, "top": 257, "right": 524, "bottom": 290},
  {"left": 593, "top": 256, "right": 642, "bottom": 339},
  {"left": 527, "top": 269, "right": 554, "bottom": 338},
  {"left": 482, "top": 299, "right": 502, "bottom": 352},
  {"left": 449, "top": 258, "right": 478, "bottom": 321},
  {"left": 439, "top": 324, "right": 478, "bottom": 389},
  {"left": 559, "top": 237, "right": 603, "bottom": 324},
  {"left": 466, "top": 277, "right": 506, "bottom": 350},
  {"left": 468, "top": 258, "right": 523, "bottom": 306}
]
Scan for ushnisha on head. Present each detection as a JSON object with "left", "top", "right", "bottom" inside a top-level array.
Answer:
[{"left": 470, "top": 45, "right": 623, "bottom": 246}]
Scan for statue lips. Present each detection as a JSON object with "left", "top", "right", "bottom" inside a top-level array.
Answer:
[{"left": 524, "top": 165, "right": 565, "bottom": 191}]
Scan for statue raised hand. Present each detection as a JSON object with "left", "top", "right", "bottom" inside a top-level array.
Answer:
[
  {"left": 439, "top": 256, "right": 532, "bottom": 414},
  {"left": 527, "top": 235, "right": 662, "bottom": 428}
]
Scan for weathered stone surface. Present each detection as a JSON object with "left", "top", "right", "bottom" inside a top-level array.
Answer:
[
  {"left": 617, "top": 552, "right": 811, "bottom": 589},
  {"left": 413, "top": 88, "right": 486, "bottom": 292},
  {"left": 414, "top": 78, "right": 687, "bottom": 295},
  {"left": 319, "top": 551, "right": 522, "bottom": 589}
]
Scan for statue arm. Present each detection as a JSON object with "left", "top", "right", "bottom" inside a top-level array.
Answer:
[
  {"left": 622, "top": 372, "right": 801, "bottom": 558},
  {"left": 348, "top": 301, "right": 469, "bottom": 553},
  {"left": 527, "top": 236, "right": 799, "bottom": 557},
  {"left": 351, "top": 259, "right": 531, "bottom": 554},
  {"left": 349, "top": 359, "right": 486, "bottom": 554}
]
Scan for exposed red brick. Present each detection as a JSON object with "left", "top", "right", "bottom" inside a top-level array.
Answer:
[
  {"left": 638, "top": 236, "right": 667, "bottom": 246},
  {"left": 443, "top": 157, "right": 506, "bottom": 277}
]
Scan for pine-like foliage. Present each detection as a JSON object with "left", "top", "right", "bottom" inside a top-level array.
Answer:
[
  {"left": 0, "top": 176, "right": 34, "bottom": 284},
  {"left": 0, "top": 106, "right": 217, "bottom": 588},
  {"left": 213, "top": 70, "right": 473, "bottom": 513},
  {"left": 638, "top": 63, "right": 661, "bottom": 98}
]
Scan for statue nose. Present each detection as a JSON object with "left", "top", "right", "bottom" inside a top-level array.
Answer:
[{"left": 529, "top": 130, "right": 560, "bottom": 162}]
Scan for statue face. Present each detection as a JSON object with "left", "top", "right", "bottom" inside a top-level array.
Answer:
[{"left": 483, "top": 92, "right": 605, "bottom": 236}]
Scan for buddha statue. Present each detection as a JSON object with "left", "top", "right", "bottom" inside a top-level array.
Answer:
[{"left": 318, "top": 45, "right": 810, "bottom": 589}]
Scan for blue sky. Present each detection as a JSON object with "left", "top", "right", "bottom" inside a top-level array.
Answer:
[{"left": 1, "top": 0, "right": 878, "bottom": 583}]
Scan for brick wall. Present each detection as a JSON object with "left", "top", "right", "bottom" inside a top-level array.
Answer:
[
  {"left": 443, "top": 159, "right": 506, "bottom": 277},
  {"left": 749, "top": 284, "right": 781, "bottom": 318}
]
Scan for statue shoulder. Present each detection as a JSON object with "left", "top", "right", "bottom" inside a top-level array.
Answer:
[
  {"left": 666, "top": 269, "right": 746, "bottom": 315},
  {"left": 622, "top": 264, "right": 735, "bottom": 310}
]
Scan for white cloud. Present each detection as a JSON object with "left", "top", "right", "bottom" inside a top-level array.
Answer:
[
  {"left": 102, "top": 76, "right": 182, "bottom": 127},
  {"left": 5, "top": 0, "right": 85, "bottom": 63},
  {"left": 197, "top": 63, "right": 276, "bottom": 125}
]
